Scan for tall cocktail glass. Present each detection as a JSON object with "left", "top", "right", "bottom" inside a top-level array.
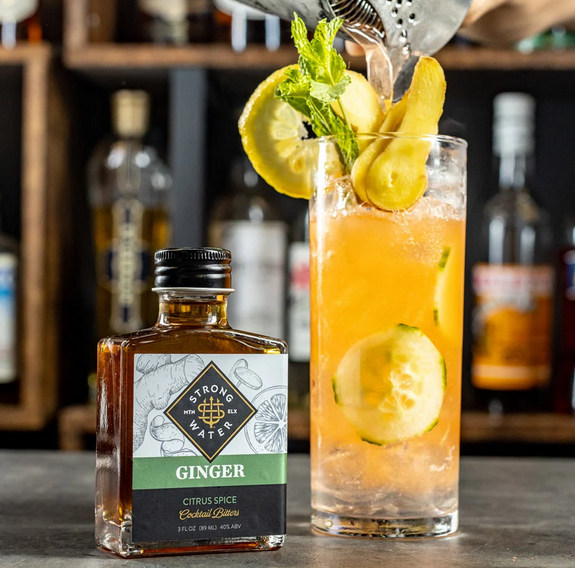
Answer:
[{"left": 309, "top": 133, "right": 467, "bottom": 538}]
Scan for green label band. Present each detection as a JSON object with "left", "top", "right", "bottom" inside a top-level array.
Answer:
[{"left": 133, "top": 453, "right": 287, "bottom": 490}]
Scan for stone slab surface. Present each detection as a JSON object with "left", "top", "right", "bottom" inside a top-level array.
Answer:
[{"left": 0, "top": 452, "right": 573, "bottom": 567}]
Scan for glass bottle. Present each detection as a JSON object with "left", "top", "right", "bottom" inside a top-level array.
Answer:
[
  {"left": 137, "top": 0, "right": 214, "bottom": 44},
  {"left": 96, "top": 247, "right": 287, "bottom": 557},
  {"left": 287, "top": 205, "right": 310, "bottom": 413},
  {"left": 88, "top": 90, "right": 172, "bottom": 342},
  {"left": 472, "top": 93, "right": 554, "bottom": 414},
  {"left": 0, "top": 0, "right": 41, "bottom": 49},
  {"left": 0, "top": 223, "right": 18, "bottom": 386},
  {"left": 208, "top": 155, "right": 287, "bottom": 339},
  {"left": 555, "top": 215, "right": 575, "bottom": 414}
]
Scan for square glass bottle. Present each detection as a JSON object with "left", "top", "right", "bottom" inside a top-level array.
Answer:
[{"left": 95, "top": 247, "right": 288, "bottom": 557}]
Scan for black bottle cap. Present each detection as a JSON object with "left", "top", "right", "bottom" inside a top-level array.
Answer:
[{"left": 154, "top": 248, "right": 232, "bottom": 289}]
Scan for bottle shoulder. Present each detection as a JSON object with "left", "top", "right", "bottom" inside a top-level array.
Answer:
[
  {"left": 484, "top": 189, "right": 548, "bottom": 225},
  {"left": 88, "top": 137, "right": 172, "bottom": 207},
  {"left": 210, "top": 191, "right": 285, "bottom": 224},
  {"left": 98, "top": 326, "right": 287, "bottom": 355}
]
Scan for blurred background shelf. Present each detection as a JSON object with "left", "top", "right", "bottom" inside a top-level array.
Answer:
[
  {"left": 58, "top": 405, "right": 575, "bottom": 450},
  {"left": 462, "top": 412, "right": 575, "bottom": 444},
  {"left": 0, "top": 43, "right": 72, "bottom": 430},
  {"left": 0, "top": 0, "right": 574, "bottom": 455},
  {"left": 63, "top": 44, "right": 575, "bottom": 73},
  {"left": 287, "top": 409, "right": 575, "bottom": 444}
]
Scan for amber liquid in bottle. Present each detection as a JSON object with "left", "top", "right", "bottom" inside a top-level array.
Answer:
[{"left": 96, "top": 288, "right": 287, "bottom": 557}]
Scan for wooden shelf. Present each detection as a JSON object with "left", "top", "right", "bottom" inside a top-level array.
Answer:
[
  {"left": 60, "top": 405, "right": 575, "bottom": 448},
  {"left": 63, "top": 43, "right": 575, "bottom": 73},
  {"left": 65, "top": 43, "right": 300, "bottom": 71},
  {"left": 462, "top": 412, "right": 575, "bottom": 444},
  {"left": 0, "top": 43, "right": 51, "bottom": 65},
  {"left": 436, "top": 46, "right": 575, "bottom": 70},
  {"left": 60, "top": 406, "right": 575, "bottom": 449},
  {"left": 0, "top": 43, "right": 72, "bottom": 430},
  {"left": 59, "top": 405, "right": 96, "bottom": 450},
  {"left": 288, "top": 409, "right": 575, "bottom": 445}
]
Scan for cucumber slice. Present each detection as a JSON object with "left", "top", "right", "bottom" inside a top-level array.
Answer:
[{"left": 333, "top": 324, "right": 446, "bottom": 445}]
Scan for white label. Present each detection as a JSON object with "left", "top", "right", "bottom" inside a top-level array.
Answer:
[
  {"left": 288, "top": 242, "right": 310, "bottom": 362},
  {"left": 210, "top": 221, "right": 287, "bottom": 339},
  {"left": 0, "top": 253, "right": 17, "bottom": 383},
  {"left": 109, "top": 197, "right": 146, "bottom": 333},
  {"left": 0, "top": 0, "right": 37, "bottom": 23},
  {"left": 133, "top": 353, "right": 288, "bottom": 459}
]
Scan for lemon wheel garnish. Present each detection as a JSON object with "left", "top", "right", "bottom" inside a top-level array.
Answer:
[
  {"left": 239, "top": 66, "right": 314, "bottom": 199},
  {"left": 333, "top": 324, "right": 446, "bottom": 446}
]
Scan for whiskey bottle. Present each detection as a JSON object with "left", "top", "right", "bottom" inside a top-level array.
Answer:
[
  {"left": 0, "top": 0, "right": 41, "bottom": 48},
  {"left": 472, "top": 93, "right": 554, "bottom": 413},
  {"left": 138, "top": 0, "right": 214, "bottom": 44},
  {"left": 287, "top": 205, "right": 310, "bottom": 412},
  {"left": 88, "top": 90, "right": 172, "bottom": 341},
  {"left": 96, "top": 247, "right": 287, "bottom": 557},
  {"left": 208, "top": 155, "right": 287, "bottom": 339}
]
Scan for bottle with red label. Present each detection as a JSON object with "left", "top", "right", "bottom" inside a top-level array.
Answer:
[
  {"left": 555, "top": 216, "right": 575, "bottom": 414},
  {"left": 471, "top": 93, "right": 554, "bottom": 414}
]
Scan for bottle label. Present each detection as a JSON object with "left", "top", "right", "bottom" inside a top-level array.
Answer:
[
  {"left": 107, "top": 198, "right": 150, "bottom": 333},
  {"left": 472, "top": 264, "right": 553, "bottom": 390},
  {"left": 0, "top": 0, "right": 37, "bottom": 24},
  {"left": 210, "top": 221, "right": 287, "bottom": 339},
  {"left": 132, "top": 353, "right": 287, "bottom": 543},
  {"left": 288, "top": 242, "right": 310, "bottom": 362},
  {"left": 0, "top": 253, "right": 16, "bottom": 383}
]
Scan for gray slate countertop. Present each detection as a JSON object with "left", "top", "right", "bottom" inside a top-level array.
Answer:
[{"left": 0, "top": 452, "right": 573, "bottom": 567}]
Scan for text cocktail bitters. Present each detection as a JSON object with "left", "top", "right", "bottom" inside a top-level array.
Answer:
[{"left": 95, "top": 247, "right": 288, "bottom": 558}]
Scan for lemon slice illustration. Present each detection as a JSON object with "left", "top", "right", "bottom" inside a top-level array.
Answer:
[{"left": 245, "top": 386, "right": 288, "bottom": 454}]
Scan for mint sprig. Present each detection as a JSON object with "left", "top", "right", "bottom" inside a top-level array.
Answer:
[{"left": 275, "top": 14, "right": 359, "bottom": 171}]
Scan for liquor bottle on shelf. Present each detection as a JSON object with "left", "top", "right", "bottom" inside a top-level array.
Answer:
[
  {"left": 472, "top": 92, "right": 554, "bottom": 414},
  {"left": 213, "top": 0, "right": 289, "bottom": 51},
  {"left": 208, "top": 154, "right": 288, "bottom": 339},
  {"left": 88, "top": 90, "right": 172, "bottom": 343},
  {"left": 555, "top": 214, "right": 575, "bottom": 414},
  {"left": 0, "top": 221, "right": 18, "bottom": 386},
  {"left": 137, "top": 0, "right": 214, "bottom": 44},
  {"left": 287, "top": 205, "right": 310, "bottom": 412},
  {"left": 0, "top": 0, "right": 41, "bottom": 49}
]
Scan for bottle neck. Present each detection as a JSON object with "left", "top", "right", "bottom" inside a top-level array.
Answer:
[
  {"left": 497, "top": 151, "right": 532, "bottom": 192},
  {"left": 156, "top": 291, "right": 230, "bottom": 327}
]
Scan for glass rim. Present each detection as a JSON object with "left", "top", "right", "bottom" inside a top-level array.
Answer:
[{"left": 310, "top": 132, "right": 468, "bottom": 149}]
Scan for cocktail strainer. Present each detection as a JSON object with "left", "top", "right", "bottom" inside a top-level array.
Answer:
[{"left": 235, "top": 0, "right": 472, "bottom": 98}]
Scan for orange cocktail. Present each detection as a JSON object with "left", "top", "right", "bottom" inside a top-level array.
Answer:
[{"left": 309, "top": 134, "right": 467, "bottom": 538}]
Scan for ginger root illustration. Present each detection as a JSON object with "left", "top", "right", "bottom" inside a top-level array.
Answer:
[{"left": 133, "top": 354, "right": 205, "bottom": 451}]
